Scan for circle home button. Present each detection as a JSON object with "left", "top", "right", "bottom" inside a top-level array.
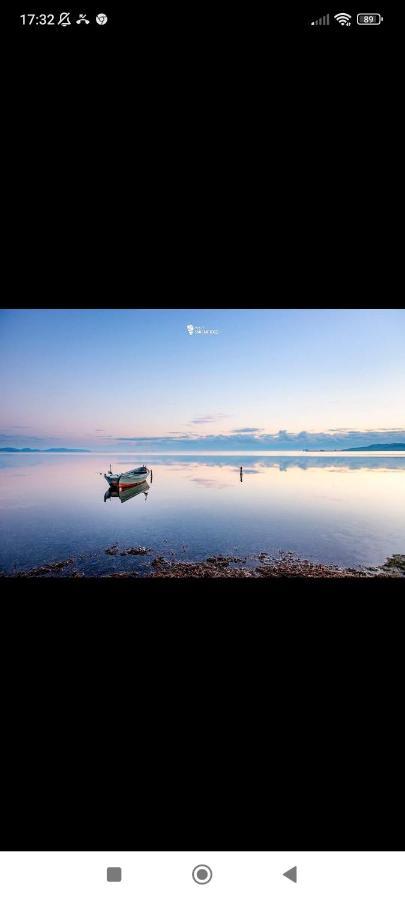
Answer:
[{"left": 192, "top": 865, "right": 213, "bottom": 885}]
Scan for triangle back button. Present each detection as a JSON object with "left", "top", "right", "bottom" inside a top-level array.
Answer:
[{"left": 283, "top": 866, "right": 297, "bottom": 883}]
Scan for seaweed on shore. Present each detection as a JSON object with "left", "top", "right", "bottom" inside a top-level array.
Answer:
[
  {"left": 381, "top": 554, "right": 405, "bottom": 574},
  {"left": 103, "top": 572, "right": 139, "bottom": 578},
  {"left": 120, "top": 547, "right": 151, "bottom": 556},
  {"left": 206, "top": 555, "right": 246, "bottom": 566},
  {"left": 105, "top": 545, "right": 151, "bottom": 556},
  {"left": 150, "top": 556, "right": 255, "bottom": 578},
  {"left": 7, "top": 558, "right": 74, "bottom": 577},
  {"left": 3, "top": 550, "right": 404, "bottom": 579}
]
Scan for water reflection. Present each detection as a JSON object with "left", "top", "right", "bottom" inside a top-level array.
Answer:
[
  {"left": 1, "top": 452, "right": 405, "bottom": 474},
  {"left": 0, "top": 452, "right": 404, "bottom": 573},
  {"left": 190, "top": 477, "right": 232, "bottom": 490},
  {"left": 104, "top": 481, "right": 150, "bottom": 504},
  {"left": 140, "top": 454, "right": 405, "bottom": 473}
]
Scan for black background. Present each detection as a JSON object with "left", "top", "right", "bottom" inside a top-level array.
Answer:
[
  {"left": 3, "top": 575, "right": 403, "bottom": 849},
  {"left": 12, "top": 0, "right": 394, "bottom": 288},
  {"left": 4, "top": 1, "right": 402, "bottom": 854}
]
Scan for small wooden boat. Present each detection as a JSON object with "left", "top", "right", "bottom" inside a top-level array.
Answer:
[{"left": 104, "top": 463, "right": 150, "bottom": 488}]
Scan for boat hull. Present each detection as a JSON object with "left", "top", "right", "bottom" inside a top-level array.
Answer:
[
  {"left": 118, "top": 470, "right": 149, "bottom": 488},
  {"left": 104, "top": 474, "right": 119, "bottom": 486},
  {"left": 105, "top": 481, "right": 150, "bottom": 503},
  {"left": 104, "top": 467, "right": 150, "bottom": 488}
]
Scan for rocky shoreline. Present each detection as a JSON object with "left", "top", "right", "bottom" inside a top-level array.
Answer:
[{"left": 2, "top": 551, "right": 405, "bottom": 579}]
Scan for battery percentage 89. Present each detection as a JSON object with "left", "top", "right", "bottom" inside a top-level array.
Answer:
[{"left": 357, "top": 13, "right": 384, "bottom": 24}]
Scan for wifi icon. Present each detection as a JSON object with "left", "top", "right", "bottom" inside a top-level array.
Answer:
[{"left": 334, "top": 12, "right": 352, "bottom": 25}]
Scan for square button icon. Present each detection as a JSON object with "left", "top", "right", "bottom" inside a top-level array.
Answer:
[{"left": 107, "top": 867, "right": 122, "bottom": 882}]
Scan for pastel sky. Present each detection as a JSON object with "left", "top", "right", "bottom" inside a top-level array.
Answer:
[{"left": 1, "top": 308, "right": 404, "bottom": 451}]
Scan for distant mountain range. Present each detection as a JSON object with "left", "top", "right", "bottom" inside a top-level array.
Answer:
[
  {"left": 1, "top": 443, "right": 404, "bottom": 454},
  {"left": 300, "top": 442, "right": 405, "bottom": 452},
  {"left": 0, "top": 447, "right": 90, "bottom": 453},
  {"left": 345, "top": 443, "right": 405, "bottom": 451}
]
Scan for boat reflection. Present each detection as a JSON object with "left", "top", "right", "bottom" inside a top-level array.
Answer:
[{"left": 104, "top": 480, "right": 150, "bottom": 504}]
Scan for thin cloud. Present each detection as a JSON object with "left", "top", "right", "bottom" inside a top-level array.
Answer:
[
  {"left": 0, "top": 433, "right": 43, "bottom": 442},
  {"left": 231, "top": 427, "right": 262, "bottom": 433},
  {"left": 117, "top": 435, "right": 193, "bottom": 442},
  {"left": 329, "top": 427, "right": 404, "bottom": 434},
  {"left": 188, "top": 414, "right": 229, "bottom": 425}
]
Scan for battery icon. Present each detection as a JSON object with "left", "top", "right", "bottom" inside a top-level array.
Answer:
[{"left": 357, "top": 13, "right": 384, "bottom": 24}]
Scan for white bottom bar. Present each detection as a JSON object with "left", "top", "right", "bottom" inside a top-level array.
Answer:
[{"left": 0, "top": 851, "right": 403, "bottom": 899}]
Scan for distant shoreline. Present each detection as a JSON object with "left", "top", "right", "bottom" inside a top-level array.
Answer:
[
  {"left": 2, "top": 440, "right": 405, "bottom": 455},
  {"left": 0, "top": 448, "right": 90, "bottom": 453}
]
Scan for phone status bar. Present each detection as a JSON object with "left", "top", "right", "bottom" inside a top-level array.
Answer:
[{"left": 303, "top": 8, "right": 385, "bottom": 30}]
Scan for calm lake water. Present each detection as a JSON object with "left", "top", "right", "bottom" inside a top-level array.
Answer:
[{"left": 1, "top": 453, "right": 404, "bottom": 575}]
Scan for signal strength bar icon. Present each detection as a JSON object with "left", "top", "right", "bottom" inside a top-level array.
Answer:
[{"left": 311, "top": 13, "right": 330, "bottom": 25}]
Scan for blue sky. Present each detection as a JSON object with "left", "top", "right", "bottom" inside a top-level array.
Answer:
[{"left": 1, "top": 308, "right": 404, "bottom": 450}]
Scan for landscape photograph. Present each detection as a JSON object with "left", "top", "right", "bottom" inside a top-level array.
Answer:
[{"left": 0, "top": 308, "right": 404, "bottom": 579}]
